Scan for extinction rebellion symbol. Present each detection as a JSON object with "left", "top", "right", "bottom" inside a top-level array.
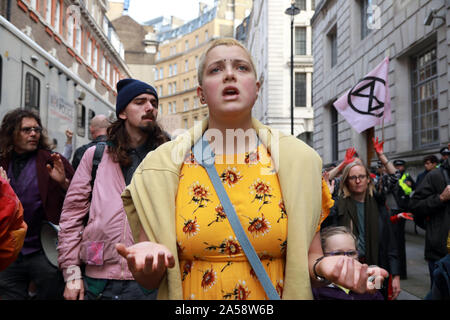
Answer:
[{"left": 347, "top": 76, "right": 386, "bottom": 118}]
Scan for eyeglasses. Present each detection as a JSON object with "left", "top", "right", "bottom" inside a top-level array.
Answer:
[
  {"left": 324, "top": 250, "right": 359, "bottom": 258},
  {"left": 347, "top": 175, "right": 367, "bottom": 181},
  {"left": 20, "top": 126, "right": 42, "bottom": 134}
]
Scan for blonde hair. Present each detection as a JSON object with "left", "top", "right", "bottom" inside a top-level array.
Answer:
[
  {"left": 197, "top": 38, "right": 257, "bottom": 86},
  {"left": 339, "top": 161, "right": 374, "bottom": 198},
  {"left": 320, "top": 226, "right": 357, "bottom": 252}
]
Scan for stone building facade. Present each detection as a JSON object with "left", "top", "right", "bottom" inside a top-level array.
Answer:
[
  {"left": 244, "top": 0, "right": 316, "bottom": 143},
  {"left": 110, "top": 14, "right": 158, "bottom": 87},
  {"left": 151, "top": 0, "right": 253, "bottom": 136}
]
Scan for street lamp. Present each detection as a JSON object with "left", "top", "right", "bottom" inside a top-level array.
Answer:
[{"left": 285, "top": 1, "right": 300, "bottom": 136}]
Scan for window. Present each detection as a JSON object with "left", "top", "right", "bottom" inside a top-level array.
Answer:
[
  {"left": 295, "top": 27, "right": 306, "bottom": 55},
  {"left": 174, "top": 64, "right": 177, "bottom": 75},
  {"left": 311, "top": 0, "right": 315, "bottom": 10},
  {"left": 86, "top": 39, "right": 92, "bottom": 63},
  {"left": 102, "top": 16, "right": 109, "bottom": 35},
  {"left": 328, "top": 26, "right": 337, "bottom": 68},
  {"left": 361, "top": 0, "right": 374, "bottom": 39},
  {"left": 169, "top": 65, "right": 172, "bottom": 77},
  {"left": 157, "top": 51, "right": 161, "bottom": 60},
  {"left": 159, "top": 85, "right": 163, "bottom": 96},
  {"left": 295, "top": 0, "right": 306, "bottom": 10},
  {"left": 412, "top": 47, "right": 439, "bottom": 149},
  {"left": 195, "top": 56, "right": 199, "bottom": 69},
  {"left": 194, "top": 97, "right": 198, "bottom": 109},
  {"left": 295, "top": 73, "right": 306, "bottom": 107},
  {"left": 168, "top": 102, "right": 172, "bottom": 114},
  {"left": 195, "top": 35, "right": 199, "bottom": 46},
  {"left": 77, "top": 104, "right": 86, "bottom": 137},
  {"left": 106, "top": 61, "right": 110, "bottom": 83},
  {"left": 184, "top": 99, "right": 189, "bottom": 111},
  {"left": 67, "top": 16, "right": 74, "bottom": 46},
  {"left": 185, "top": 40, "right": 189, "bottom": 51},
  {"left": 185, "top": 59, "right": 189, "bottom": 72},
  {"left": 159, "top": 104, "right": 163, "bottom": 115},
  {"left": 330, "top": 106, "right": 339, "bottom": 162},
  {"left": 101, "top": 55, "right": 106, "bottom": 78},
  {"left": 173, "top": 82, "right": 176, "bottom": 93},
  {"left": 93, "top": 45, "right": 98, "bottom": 70},
  {"left": 168, "top": 83, "right": 172, "bottom": 95},
  {"left": 45, "top": 0, "right": 51, "bottom": 23},
  {"left": 154, "top": 67, "right": 158, "bottom": 81},
  {"left": 173, "top": 101, "right": 176, "bottom": 113},
  {"left": 184, "top": 119, "right": 188, "bottom": 129},
  {"left": 54, "top": 0, "right": 60, "bottom": 33},
  {"left": 205, "top": 30, "right": 209, "bottom": 41},
  {"left": 75, "top": 27, "right": 82, "bottom": 53},
  {"left": 159, "top": 67, "right": 164, "bottom": 79},
  {"left": 24, "top": 73, "right": 40, "bottom": 113}
]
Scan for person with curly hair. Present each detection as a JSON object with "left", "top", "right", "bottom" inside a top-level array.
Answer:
[{"left": 0, "top": 109, "right": 74, "bottom": 299}]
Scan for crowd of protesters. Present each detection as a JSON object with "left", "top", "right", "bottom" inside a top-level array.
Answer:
[{"left": 0, "top": 37, "right": 448, "bottom": 301}]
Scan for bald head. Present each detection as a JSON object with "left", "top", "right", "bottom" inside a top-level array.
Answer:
[{"left": 89, "top": 114, "right": 109, "bottom": 139}]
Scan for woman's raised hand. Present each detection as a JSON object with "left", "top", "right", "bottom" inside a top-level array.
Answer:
[{"left": 372, "top": 137, "right": 384, "bottom": 155}]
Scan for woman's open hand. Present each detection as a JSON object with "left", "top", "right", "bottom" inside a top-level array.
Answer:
[{"left": 116, "top": 242, "right": 175, "bottom": 290}]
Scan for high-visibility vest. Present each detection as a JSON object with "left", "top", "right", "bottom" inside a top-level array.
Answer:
[{"left": 398, "top": 173, "right": 412, "bottom": 196}]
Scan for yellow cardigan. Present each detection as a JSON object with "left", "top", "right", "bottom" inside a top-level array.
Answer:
[{"left": 122, "top": 118, "right": 323, "bottom": 299}]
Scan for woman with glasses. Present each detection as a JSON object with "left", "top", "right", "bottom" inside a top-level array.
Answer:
[
  {"left": 336, "top": 139, "right": 402, "bottom": 299},
  {"left": 312, "top": 226, "right": 384, "bottom": 300}
]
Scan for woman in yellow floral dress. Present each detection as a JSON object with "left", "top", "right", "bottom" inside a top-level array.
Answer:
[{"left": 116, "top": 38, "right": 388, "bottom": 300}]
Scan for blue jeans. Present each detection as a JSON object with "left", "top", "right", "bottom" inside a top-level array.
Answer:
[
  {"left": 0, "top": 250, "right": 64, "bottom": 300},
  {"left": 424, "top": 260, "right": 438, "bottom": 300}
]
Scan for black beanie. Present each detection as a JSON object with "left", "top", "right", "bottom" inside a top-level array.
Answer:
[{"left": 116, "top": 78, "right": 158, "bottom": 117}]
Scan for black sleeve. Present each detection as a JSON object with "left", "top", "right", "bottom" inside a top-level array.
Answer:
[
  {"left": 409, "top": 171, "right": 445, "bottom": 218},
  {"left": 71, "top": 146, "right": 86, "bottom": 171},
  {"left": 385, "top": 213, "right": 400, "bottom": 276}
]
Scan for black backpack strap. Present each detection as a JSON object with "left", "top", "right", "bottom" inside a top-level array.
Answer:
[
  {"left": 84, "top": 142, "right": 106, "bottom": 226},
  {"left": 90, "top": 142, "right": 106, "bottom": 190}
]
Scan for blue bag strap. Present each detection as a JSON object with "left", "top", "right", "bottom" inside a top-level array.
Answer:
[{"left": 192, "top": 136, "right": 280, "bottom": 300}]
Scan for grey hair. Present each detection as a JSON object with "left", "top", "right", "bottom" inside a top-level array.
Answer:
[{"left": 320, "top": 226, "right": 357, "bottom": 252}]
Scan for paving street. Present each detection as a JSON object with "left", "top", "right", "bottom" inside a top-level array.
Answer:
[{"left": 397, "top": 221, "right": 431, "bottom": 300}]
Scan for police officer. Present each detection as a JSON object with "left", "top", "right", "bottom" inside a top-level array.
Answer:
[{"left": 391, "top": 159, "right": 415, "bottom": 279}]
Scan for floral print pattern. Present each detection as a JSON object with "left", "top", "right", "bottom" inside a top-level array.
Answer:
[
  {"left": 175, "top": 143, "right": 325, "bottom": 300},
  {"left": 243, "top": 213, "right": 271, "bottom": 237},
  {"left": 189, "top": 182, "right": 211, "bottom": 213},
  {"left": 223, "top": 280, "right": 251, "bottom": 300},
  {"left": 249, "top": 179, "right": 273, "bottom": 211},
  {"left": 220, "top": 167, "right": 243, "bottom": 187}
]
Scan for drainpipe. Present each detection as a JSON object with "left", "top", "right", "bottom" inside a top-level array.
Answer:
[{"left": 6, "top": 0, "right": 12, "bottom": 21}]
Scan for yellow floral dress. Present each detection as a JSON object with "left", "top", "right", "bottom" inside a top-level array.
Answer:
[{"left": 175, "top": 144, "right": 329, "bottom": 300}]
